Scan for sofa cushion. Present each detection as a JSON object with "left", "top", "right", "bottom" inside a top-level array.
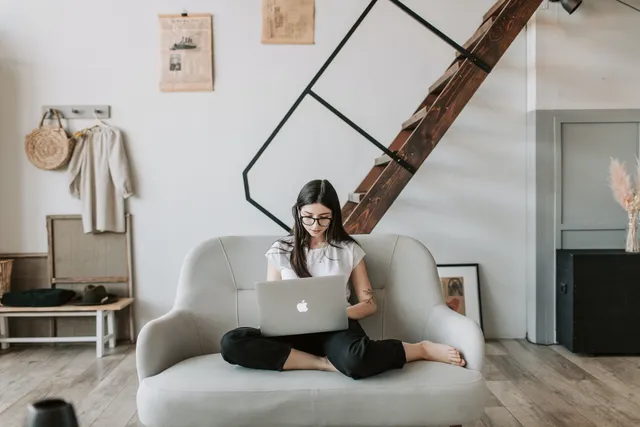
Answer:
[{"left": 138, "top": 354, "right": 487, "bottom": 427}]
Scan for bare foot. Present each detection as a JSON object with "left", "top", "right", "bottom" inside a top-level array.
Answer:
[
  {"left": 320, "top": 356, "right": 339, "bottom": 373},
  {"left": 421, "top": 341, "right": 466, "bottom": 367}
]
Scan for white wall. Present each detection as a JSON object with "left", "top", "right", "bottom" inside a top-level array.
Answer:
[
  {"left": 534, "top": 0, "right": 640, "bottom": 110},
  {"left": 0, "top": 0, "right": 530, "bottom": 339}
]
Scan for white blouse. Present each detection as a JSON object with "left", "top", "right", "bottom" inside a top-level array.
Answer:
[{"left": 265, "top": 237, "right": 366, "bottom": 300}]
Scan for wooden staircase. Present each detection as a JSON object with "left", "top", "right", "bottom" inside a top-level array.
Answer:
[{"left": 343, "top": 0, "right": 542, "bottom": 234}]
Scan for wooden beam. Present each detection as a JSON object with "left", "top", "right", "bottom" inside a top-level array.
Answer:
[
  {"left": 344, "top": 0, "right": 542, "bottom": 234},
  {"left": 341, "top": 201, "right": 358, "bottom": 220},
  {"left": 387, "top": 129, "right": 413, "bottom": 152}
]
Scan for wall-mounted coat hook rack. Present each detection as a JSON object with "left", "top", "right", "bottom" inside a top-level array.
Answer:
[{"left": 41, "top": 105, "right": 111, "bottom": 120}]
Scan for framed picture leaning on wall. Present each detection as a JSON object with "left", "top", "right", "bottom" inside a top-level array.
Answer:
[{"left": 436, "top": 263, "right": 483, "bottom": 331}]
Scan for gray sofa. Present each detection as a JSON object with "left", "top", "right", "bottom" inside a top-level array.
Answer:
[{"left": 136, "top": 234, "right": 487, "bottom": 427}]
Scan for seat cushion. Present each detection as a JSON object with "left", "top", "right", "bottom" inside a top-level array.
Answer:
[{"left": 137, "top": 354, "right": 487, "bottom": 427}]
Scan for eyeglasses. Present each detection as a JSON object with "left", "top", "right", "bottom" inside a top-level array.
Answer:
[{"left": 301, "top": 216, "right": 332, "bottom": 227}]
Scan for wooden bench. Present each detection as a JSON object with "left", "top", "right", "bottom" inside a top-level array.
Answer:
[{"left": 0, "top": 297, "right": 133, "bottom": 358}]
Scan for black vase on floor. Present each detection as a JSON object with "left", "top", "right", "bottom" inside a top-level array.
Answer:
[{"left": 27, "top": 399, "right": 78, "bottom": 427}]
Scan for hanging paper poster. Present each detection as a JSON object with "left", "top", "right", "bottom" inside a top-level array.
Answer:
[
  {"left": 262, "top": 0, "right": 315, "bottom": 45},
  {"left": 159, "top": 14, "right": 214, "bottom": 92}
]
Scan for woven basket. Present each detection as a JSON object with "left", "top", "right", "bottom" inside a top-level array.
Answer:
[
  {"left": 25, "top": 109, "right": 74, "bottom": 170},
  {"left": 0, "top": 259, "right": 13, "bottom": 298}
]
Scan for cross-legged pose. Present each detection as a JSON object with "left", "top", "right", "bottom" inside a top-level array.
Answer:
[{"left": 221, "top": 179, "right": 466, "bottom": 379}]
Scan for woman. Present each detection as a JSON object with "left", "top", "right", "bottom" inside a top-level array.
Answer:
[{"left": 221, "top": 179, "right": 466, "bottom": 379}]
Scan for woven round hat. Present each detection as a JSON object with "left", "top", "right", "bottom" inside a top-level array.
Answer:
[{"left": 25, "top": 110, "right": 74, "bottom": 170}]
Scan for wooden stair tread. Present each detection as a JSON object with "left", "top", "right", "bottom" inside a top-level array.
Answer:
[
  {"left": 404, "top": 93, "right": 439, "bottom": 130},
  {"left": 348, "top": 192, "right": 365, "bottom": 203},
  {"left": 343, "top": 0, "right": 542, "bottom": 234},
  {"left": 429, "top": 61, "right": 460, "bottom": 94},
  {"left": 456, "top": 17, "right": 494, "bottom": 59},
  {"left": 374, "top": 154, "right": 392, "bottom": 166},
  {"left": 483, "top": 0, "right": 510, "bottom": 22},
  {"left": 401, "top": 107, "right": 427, "bottom": 130}
]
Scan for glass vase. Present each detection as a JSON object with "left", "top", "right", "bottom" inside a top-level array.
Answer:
[{"left": 626, "top": 211, "right": 640, "bottom": 253}]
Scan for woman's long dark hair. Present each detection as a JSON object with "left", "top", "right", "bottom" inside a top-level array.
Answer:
[{"left": 278, "top": 179, "right": 359, "bottom": 278}]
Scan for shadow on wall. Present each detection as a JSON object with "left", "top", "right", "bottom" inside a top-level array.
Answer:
[{"left": 0, "top": 39, "right": 23, "bottom": 252}]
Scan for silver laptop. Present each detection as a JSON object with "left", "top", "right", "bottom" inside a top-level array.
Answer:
[{"left": 256, "top": 275, "right": 349, "bottom": 337}]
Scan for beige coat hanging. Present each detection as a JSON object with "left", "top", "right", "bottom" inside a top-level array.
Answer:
[{"left": 68, "top": 125, "right": 134, "bottom": 233}]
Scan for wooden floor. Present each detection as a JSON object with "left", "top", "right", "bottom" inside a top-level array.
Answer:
[
  {"left": 0, "top": 340, "right": 639, "bottom": 427},
  {"left": 0, "top": 344, "right": 140, "bottom": 427}
]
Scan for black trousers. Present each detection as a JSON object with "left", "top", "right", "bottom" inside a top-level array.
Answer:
[{"left": 220, "top": 319, "right": 406, "bottom": 380}]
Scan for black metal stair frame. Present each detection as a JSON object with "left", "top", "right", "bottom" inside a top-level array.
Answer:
[{"left": 242, "top": 0, "right": 492, "bottom": 232}]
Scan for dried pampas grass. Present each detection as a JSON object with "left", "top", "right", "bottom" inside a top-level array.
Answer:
[
  {"left": 610, "top": 157, "right": 640, "bottom": 252},
  {"left": 637, "top": 157, "right": 640, "bottom": 196},
  {"left": 609, "top": 158, "right": 635, "bottom": 211}
]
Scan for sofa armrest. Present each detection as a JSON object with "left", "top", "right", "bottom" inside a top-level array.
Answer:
[
  {"left": 136, "top": 310, "right": 204, "bottom": 380},
  {"left": 423, "top": 304, "right": 485, "bottom": 371}
]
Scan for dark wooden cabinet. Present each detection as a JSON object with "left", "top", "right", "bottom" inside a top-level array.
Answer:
[{"left": 556, "top": 249, "right": 640, "bottom": 355}]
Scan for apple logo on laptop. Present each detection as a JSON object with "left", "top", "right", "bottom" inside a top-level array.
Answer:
[{"left": 296, "top": 300, "right": 308, "bottom": 313}]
